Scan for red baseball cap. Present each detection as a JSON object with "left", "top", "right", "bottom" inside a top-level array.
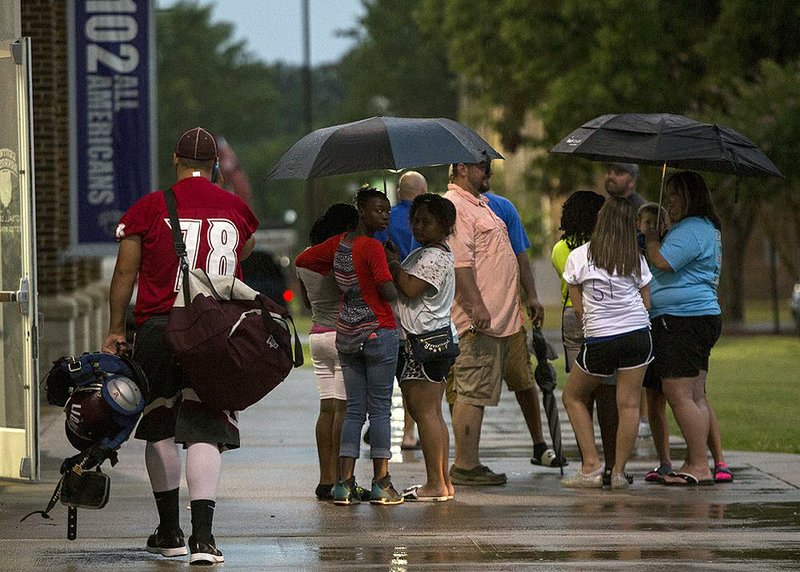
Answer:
[{"left": 174, "top": 127, "right": 218, "bottom": 160}]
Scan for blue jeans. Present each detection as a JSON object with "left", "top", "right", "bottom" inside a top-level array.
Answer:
[{"left": 338, "top": 328, "right": 399, "bottom": 459}]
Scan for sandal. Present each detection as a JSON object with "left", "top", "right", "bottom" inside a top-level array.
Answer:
[
  {"left": 663, "top": 472, "right": 715, "bottom": 486},
  {"left": 644, "top": 463, "right": 674, "bottom": 483},
  {"left": 714, "top": 462, "right": 734, "bottom": 483}
]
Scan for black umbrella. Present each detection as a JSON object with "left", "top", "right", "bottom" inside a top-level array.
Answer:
[
  {"left": 549, "top": 113, "right": 782, "bottom": 178},
  {"left": 528, "top": 326, "right": 565, "bottom": 475},
  {"left": 268, "top": 116, "right": 503, "bottom": 180}
]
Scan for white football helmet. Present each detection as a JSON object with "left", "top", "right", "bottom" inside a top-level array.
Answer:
[{"left": 101, "top": 374, "right": 145, "bottom": 415}]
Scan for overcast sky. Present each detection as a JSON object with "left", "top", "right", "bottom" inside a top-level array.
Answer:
[{"left": 156, "top": 0, "right": 365, "bottom": 65}]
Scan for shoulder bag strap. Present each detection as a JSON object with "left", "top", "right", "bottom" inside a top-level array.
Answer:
[{"left": 163, "top": 188, "right": 191, "bottom": 306}]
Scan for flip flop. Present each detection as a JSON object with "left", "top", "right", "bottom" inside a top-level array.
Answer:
[
  {"left": 714, "top": 463, "right": 734, "bottom": 483},
  {"left": 664, "top": 472, "right": 715, "bottom": 486},
  {"left": 401, "top": 485, "right": 449, "bottom": 502},
  {"left": 644, "top": 463, "right": 674, "bottom": 483}
]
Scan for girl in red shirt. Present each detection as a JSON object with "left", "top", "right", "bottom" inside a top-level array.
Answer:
[{"left": 296, "top": 188, "right": 402, "bottom": 505}]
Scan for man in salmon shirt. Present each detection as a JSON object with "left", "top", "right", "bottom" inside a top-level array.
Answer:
[
  {"left": 102, "top": 127, "right": 258, "bottom": 565},
  {"left": 444, "top": 158, "right": 523, "bottom": 486}
]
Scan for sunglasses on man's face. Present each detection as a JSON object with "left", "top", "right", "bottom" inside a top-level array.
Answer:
[{"left": 466, "top": 162, "right": 491, "bottom": 176}]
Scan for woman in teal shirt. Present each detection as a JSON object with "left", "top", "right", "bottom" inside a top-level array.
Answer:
[{"left": 645, "top": 171, "right": 724, "bottom": 486}]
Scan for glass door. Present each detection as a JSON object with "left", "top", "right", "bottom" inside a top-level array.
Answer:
[{"left": 0, "top": 37, "right": 39, "bottom": 481}]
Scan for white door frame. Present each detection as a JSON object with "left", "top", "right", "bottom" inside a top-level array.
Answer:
[{"left": 0, "top": 37, "right": 39, "bottom": 482}]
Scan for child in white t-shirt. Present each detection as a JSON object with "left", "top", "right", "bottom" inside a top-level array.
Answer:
[
  {"left": 561, "top": 197, "right": 653, "bottom": 490},
  {"left": 386, "top": 193, "right": 457, "bottom": 502}
]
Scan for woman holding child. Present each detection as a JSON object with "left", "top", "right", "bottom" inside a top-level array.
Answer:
[{"left": 644, "top": 171, "right": 726, "bottom": 486}]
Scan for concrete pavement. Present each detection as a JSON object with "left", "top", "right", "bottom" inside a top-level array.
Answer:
[{"left": 2, "top": 365, "right": 799, "bottom": 570}]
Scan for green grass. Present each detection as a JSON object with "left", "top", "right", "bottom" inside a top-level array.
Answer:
[
  {"left": 555, "top": 335, "right": 800, "bottom": 454},
  {"left": 742, "top": 298, "right": 794, "bottom": 326},
  {"left": 291, "top": 314, "right": 313, "bottom": 367},
  {"left": 705, "top": 336, "right": 800, "bottom": 453},
  {"left": 291, "top": 306, "right": 799, "bottom": 453}
]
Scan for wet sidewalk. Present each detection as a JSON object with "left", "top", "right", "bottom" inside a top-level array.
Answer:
[{"left": 2, "top": 366, "right": 799, "bottom": 570}]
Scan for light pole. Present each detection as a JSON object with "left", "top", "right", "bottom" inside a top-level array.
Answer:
[{"left": 301, "top": 0, "right": 319, "bottom": 242}]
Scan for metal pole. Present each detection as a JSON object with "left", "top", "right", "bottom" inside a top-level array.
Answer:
[
  {"left": 302, "top": 0, "right": 316, "bottom": 242},
  {"left": 770, "top": 240, "right": 780, "bottom": 333},
  {"left": 302, "top": 0, "right": 311, "bottom": 135}
]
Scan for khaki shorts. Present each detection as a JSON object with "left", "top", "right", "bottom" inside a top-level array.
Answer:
[
  {"left": 504, "top": 327, "right": 535, "bottom": 392},
  {"left": 446, "top": 330, "right": 517, "bottom": 407}
]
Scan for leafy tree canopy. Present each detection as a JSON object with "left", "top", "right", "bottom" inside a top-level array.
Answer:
[
  {"left": 419, "top": 0, "right": 800, "bottom": 318},
  {"left": 338, "top": 0, "right": 458, "bottom": 121},
  {"left": 156, "top": 1, "right": 349, "bottom": 225}
]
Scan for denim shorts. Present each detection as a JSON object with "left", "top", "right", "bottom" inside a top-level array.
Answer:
[{"left": 397, "top": 344, "right": 453, "bottom": 384}]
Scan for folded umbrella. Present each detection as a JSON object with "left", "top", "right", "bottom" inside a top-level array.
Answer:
[
  {"left": 529, "top": 326, "right": 565, "bottom": 475},
  {"left": 268, "top": 116, "right": 503, "bottom": 180}
]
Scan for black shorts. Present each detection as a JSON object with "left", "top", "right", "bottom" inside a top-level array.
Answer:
[
  {"left": 396, "top": 345, "right": 453, "bottom": 384},
  {"left": 132, "top": 316, "right": 240, "bottom": 450},
  {"left": 575, "top": 328, "right": 653, "bottom": 377},
  {"left": 646, "top": 314, "right": 722, "bottom": 386}
]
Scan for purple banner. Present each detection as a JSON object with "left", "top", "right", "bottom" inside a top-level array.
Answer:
[{"left": 70, "top": 0, "right": 153, "bottom": 254}]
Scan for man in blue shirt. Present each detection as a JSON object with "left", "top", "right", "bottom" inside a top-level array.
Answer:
[
  {"left": 389, "top": 171, "right": 426, "bottom": 450},
  {"left": 388, "top": 171, "right": 426, "bottom": 259}
]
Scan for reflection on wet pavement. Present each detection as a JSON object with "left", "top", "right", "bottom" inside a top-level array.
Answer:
[{"left": 4, "top": 368, "right": 799, "bottom": 570}]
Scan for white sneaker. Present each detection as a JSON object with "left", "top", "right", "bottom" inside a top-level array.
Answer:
[
  {"left": 561, "top": 468, "right": 603, "bottom": 489},
  {"left": 638, "top": 420, "right": 651, "bottom": 439}
]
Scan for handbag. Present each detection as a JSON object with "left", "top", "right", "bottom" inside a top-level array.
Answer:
[
  {"left": 163, "top": 188, "right": 303, "bottom": 411},
  {"left": 20, "top": 454, "right": 111, "bottom": 541},
  {"left": 60, "top": 464, "right": 110, "bottom": 510},
  {"left": 407, "top": 324, "right": 460, "bottom": 363}
]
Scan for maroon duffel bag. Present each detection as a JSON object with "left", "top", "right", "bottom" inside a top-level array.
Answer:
[{"left": 165, "top": 270, "right": 302, "bottom": 411}]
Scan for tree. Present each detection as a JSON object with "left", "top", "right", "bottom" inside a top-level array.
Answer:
[
  {"left": 306, "top": 0, "right": 461, "bottom": 200},
  {"left": 694, "top": 2, "right": 800, "bottom": 321},
  {"left": 706, "top": 60, "right": 800, "bottom": 318},
  {"left": 337, "top": 0, "right": 458, "bottom": 122},
  {"left": 156, "top": 1, "right": 348, "bottom": 226},
  {"left": 421, "top": 0, "right": 800, "bottom": 322}
]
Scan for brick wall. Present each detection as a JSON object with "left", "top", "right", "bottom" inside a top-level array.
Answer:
[{"left": 21, "top": 0, "right": 100, "bottom": 296}]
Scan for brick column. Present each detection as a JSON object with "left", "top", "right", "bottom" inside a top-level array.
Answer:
[{"left": 22, "top": 1, "right": 106, "bottom": 366}]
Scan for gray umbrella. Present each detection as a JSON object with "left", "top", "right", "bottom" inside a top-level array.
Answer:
[
  {"left": 549, "top": 113, "right": 782, "bottom": 178},
  {"left": 268, "top": 116, "right": 503, "bottom": 180},
  {"left": 529, "top": 326, "right": 565, "bottom": 475}
]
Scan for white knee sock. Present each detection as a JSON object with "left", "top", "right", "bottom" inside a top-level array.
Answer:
[
  {"left": 145, "top": 438, "right": 182, "bottom": 493},
  {"left": 186, "top": 442, "right": 221, "bottom": 501}
]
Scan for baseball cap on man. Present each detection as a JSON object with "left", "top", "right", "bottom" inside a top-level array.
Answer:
[
  {"left": 175, "top": 127, "right": 218, "bottom": 160},
  {"left": 607, "top": 162, "right": 639, "bottom": 178}
]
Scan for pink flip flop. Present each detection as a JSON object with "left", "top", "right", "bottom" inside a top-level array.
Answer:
[{"left": 714, "top": 463, "right": 734, "bottom": 483}]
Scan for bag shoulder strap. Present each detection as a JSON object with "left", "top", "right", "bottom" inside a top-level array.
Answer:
[
  {"left": 163, "top": 188, "right": 191, "bottom": 306},
  {"left": 423, "top": 241, "right": 450, "bottom": 253}
]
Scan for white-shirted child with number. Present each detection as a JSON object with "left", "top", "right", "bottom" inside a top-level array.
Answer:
[{"left": 560, "top": 197, "right": 654, "bottom": 490}]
